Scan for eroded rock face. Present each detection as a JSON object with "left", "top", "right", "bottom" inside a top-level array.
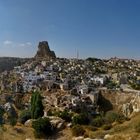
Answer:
[
  {"left": 35, "top": 41, "right": 56, "bottom": 59},
  {"left": 100, "top": 90, "right": 140, "bottom": 117}
]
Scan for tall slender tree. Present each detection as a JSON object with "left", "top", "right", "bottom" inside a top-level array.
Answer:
[{"left": 31, "top": 91, "right": 44, "bottom": 119}]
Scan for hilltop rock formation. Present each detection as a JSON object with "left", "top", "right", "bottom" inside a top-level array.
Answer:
[{"left": 35, "top": 41, "right": 56, "bottom": 59}]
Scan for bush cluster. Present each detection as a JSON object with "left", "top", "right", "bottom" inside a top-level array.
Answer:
[
  {"left": 105, "top": 111, "right": 126, "bottom": 123},
  {"left": 72, "top": 113, "right": 89, "bottom": 125},
  {"left": 58, "top": 110, "right": 72, "bottom": 122},
  {"left": 91, "top": 111, "right": 126, "bottom": 129},
  {"left": 91, "top": 117, "right": 104, "bottom": 127},
  {"left": 32, "top": 117, "right": 53, "bottom": 138}
]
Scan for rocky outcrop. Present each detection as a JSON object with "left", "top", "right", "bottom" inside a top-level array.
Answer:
[
  {"left": 24, "top": 119, "right": 33, "bottom": 127},
  {"left": 48, "top": 116, "right": 65, "bottom": 130},
  {"left": 35, "top": 41, "right": 56, "bottom": 59}
]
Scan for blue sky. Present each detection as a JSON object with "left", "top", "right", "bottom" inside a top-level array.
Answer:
[{"left": 0, "top": 0, "right": 140, "bottom": 59}]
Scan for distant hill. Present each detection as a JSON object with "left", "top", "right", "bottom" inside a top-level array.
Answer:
[{"left": 0, "top": 57, "right": 30, "bottom": 72}]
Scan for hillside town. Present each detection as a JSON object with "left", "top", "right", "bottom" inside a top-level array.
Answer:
[{"left": 0, "top": 41, "right": 140, "bottom": 140}]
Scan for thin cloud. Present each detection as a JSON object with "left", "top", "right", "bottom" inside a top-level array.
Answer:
[
  {"left": 3, "top": 40, "right": 13, "bottom": 45},
  {"left": 2, "top": 40, "right": 32, "bottom": 50},
  {"left": 26, "top": 42, "right": 32, "bottom": 46},
  {"left": 19, "top": 43, "right": 26, "bottom": 47},
  {"left": 19, "top": 42, "right": 32, "bottom": 47}
]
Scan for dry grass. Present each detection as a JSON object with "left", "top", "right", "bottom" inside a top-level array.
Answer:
[
  {"left": 1, "top": 124, "right": 35, "bottom": 140},
  {"left": 0, "top": 124, "right": 73, "bottom": 140},
  {"left": 85, "top": 112, "right": 140, "bottom": 140}
]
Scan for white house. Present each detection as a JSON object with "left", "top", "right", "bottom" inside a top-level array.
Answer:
[
  {"left": 41, "top": 61, "right": 46, "bottom": 67},
  {"left": 23, "top": 71, "right": 40, "bottom": 83},
  {"left": 77, "top": 84, "right": 88, "bottom": 94},
  {"left": 91, "top": 76, "right": 104, "bottom": 85}
]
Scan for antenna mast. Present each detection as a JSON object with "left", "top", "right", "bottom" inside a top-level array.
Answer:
[{"left": 77, "top": 50, "right": 79, "bottom": 59}]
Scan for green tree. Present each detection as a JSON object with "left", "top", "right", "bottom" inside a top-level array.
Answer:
[{"left": 31, "top": 91, "right": 44, "bottom": 119}]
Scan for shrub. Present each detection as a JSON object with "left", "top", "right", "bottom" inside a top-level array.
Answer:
[
  {"left": 131, "top": 83, "right": 140, "bottom": 90},
  {"left": 53, "top": 110, "right": 61, "bottom": 117},
  {"left": 47, "top": 110, "right": 53, "bottom": 116},
  {"left": 9, "top": 117, "right": 17, "bottom": 126},
  {"left": 87, "top": 126, "right": 98, "bottom": 131},
  {"left": 134, "top": 121, "right": 140, "bottom": 133},
  {"left": 105, "top": 111, "right": 126, "bottom": 123},
  {"left": 72, "top": 113, "right": 89, "bottom": 125},
  {"left": 0, "top": 108, "right": 4, "bottom": 116},
  {"left": 58, "top": 110, "right": 72, "bottom": 122},
  {"left": 107, "top": 81, "right": 118, "bottom": 89},
  {"left": 32, "top": 117, "right": 53, "bottom": 138},
  {"left": 91, "top": 117, "right": 104, "bottom": 127},
  {"left": 72, "top": 125, "right": 85, "bottom": 137},
  {"left": 102, "top": 124, "right": 112, "bottom": 130},
  {"left": 19, "top": 110, "right": 31, "bottom": 124},
  {"left": 0, "top": 108, "right": 4, "bottom": 125}
]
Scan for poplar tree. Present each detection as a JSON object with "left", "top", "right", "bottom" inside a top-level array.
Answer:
[{"left": 31, "top": 91, "right": 44, "bottom": 119}]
